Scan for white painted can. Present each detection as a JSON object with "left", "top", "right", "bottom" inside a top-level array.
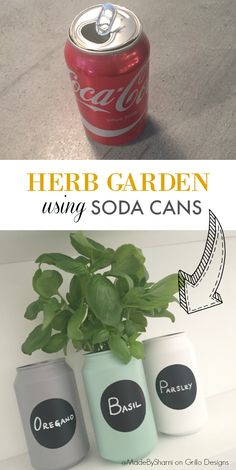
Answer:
[{"left": 143, "top": 332, "right": 208, "bottom": 435}]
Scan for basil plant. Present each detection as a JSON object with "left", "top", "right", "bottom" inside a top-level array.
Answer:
[{"left": 22, "top": 233, "right": 178, "bottom": 364}]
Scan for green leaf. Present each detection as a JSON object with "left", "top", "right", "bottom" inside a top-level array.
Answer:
[
  {"left": 21, "top": 325, "right": 52, "bottom": 355},
  {"left": 42, "top": 297, "right": 61, "bottom": 330},
  {"left": 127, "top": 333, "right": 139, "bottom": 342},
  {"left": 87, "top": 237, "right": 106, "bottom": 251},
  {"left": 92, "top": 328, "right": 109, "bottom": 345},
  {"left": 33, "top": 269, "right": 63, "bottom": 298},
  {"left": 149, "top": 274, "right": 179, "bottom": 297},
  {"left": 42, "top": 333, "right": 67, "bottom": 353},
  {"left": 111, "top": 244, "right": 146, "bottom": 281},
  {"left": 51, "top": 310, "right": 70, "bottom": 332},
  {"left": 67, "top": 275, "right": 88, "bottom": 308},
  {"left": 86, "top": 275, "right": 122, "bottom": 326},
  {"left": 25, "top": 300, "right": 43, "bottom": 320},
  {"left": 106, "top": 271, "right": 134, "bottom": 291},
  {"left": 148, "top": 308, "right": 175, "bottom": 322},
  {"left": 129, "top": 340, "right": 144, "bottom": 360},
  {"left": 115, "top": 278, "right": 130, "bottom": 298},
  {"left": 135, "top": 266, "right": 149, "bottom": 286},
  {"left": 75, "top": 256, "right": 90, "bottom": 265},
  {"left": 32, "top": 268, "right": 42, "bottom": 292},
  {"left": 67, "top": 304, "right": 87, "bottom": 341},
  {"left": 122, "top": 287, "right": 152, "bottom": 309},
  {"left": 124, "top": 311, "right": 147, "bottom": 336},
  {"left": 116, "top": 322, "right": 125, "bottom": 334},
  {"left": 36, "top": 253, "right": 87, "bottom": 276},
  {"left": 68, "top": 327, "right": 84, "bottom": 342},
  {"left": 109, "top": 322, "right": 125, "bottom": 335},
  {"left": 128, "top": 311, "right": 148, "bottom": 330},
  {"left": 71, "top": 233, "right": 115, "bottom": 271},
  {"left": 123, "top": 287, "right": 175, "bottom": 311},
  {"left": 90, "top": 248, "right": 114, "bottom": 272},
  {"left": 70, "top": 233, "right": 105, "bottom": 259},
  {"left": 124, "top": 320, "right": 138, "bottom": 337},
  {"left": 108, "top": 335, "right": 131, "bottom": 364}
]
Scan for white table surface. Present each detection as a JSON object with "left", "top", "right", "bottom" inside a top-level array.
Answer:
[{"left": 1, "top": 389, "right": 236, "bottom": 470}]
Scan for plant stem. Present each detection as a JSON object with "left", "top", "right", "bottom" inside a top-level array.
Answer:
[{"left": 58, "top": 292, "right": 67, "bottom": 305}]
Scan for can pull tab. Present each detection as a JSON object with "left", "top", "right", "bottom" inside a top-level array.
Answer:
[{"left": 96, "top": 3, "right": 117, "bottom": 36}]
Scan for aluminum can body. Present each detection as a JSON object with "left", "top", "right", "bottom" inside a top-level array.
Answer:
[
  {"left": 64, "top": 4, "right": 150, "bottom": 145},
  {"left": 143, "top": 333, "right": 208, "bottom": 436},
  {"left": 82, "top": 351, "right": 157, "bottom": 463},
  {"left": 14, "top": 359, "right": 89, "bottom": 470}
]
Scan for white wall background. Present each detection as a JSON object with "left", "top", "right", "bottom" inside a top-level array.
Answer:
[{"left": 0, "top": 231, "right": 235, "bottom": 461}]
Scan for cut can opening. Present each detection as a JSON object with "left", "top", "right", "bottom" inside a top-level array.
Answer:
[{"left": 81, "top": 22, "right": 111, "bottom": 44}]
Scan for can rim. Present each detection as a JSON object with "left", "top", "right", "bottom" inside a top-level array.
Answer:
[
  {"left": 16, "top": 358, "right": 65, "bottom": 372},
  {"left": 68, "top": 3, "right": 143, "bottom": 56},
  {"left": 144, "top": 332, "right": 185, "bottom": 344},
  {"left": 68, "top": 31, "right": 143, "bottom": 56},
  {"left": 83, "top": 349, "right": 112, "bottom": 358}
]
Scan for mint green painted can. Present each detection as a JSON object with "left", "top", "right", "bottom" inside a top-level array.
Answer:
[{"left": 82, "top": 350, "right": 157, "bottom": 463}]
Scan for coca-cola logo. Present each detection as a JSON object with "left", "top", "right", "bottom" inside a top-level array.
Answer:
[{"left": 69, "top": 62, "right": 149, "bottom": 114}]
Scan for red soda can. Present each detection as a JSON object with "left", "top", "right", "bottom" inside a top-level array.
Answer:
[{"left": 64, "top": 3, "right": 150, "bottom": 145}]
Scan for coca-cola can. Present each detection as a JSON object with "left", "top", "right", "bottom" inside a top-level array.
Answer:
[{"left": 64, "top": 3, "right": 150, "bottom": 145}]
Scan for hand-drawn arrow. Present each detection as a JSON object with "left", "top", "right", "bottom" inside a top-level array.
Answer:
[{"left": 178, "top": 210, "right": 226, "bottom": 314}]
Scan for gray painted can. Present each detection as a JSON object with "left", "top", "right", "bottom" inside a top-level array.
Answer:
[{"left": 14, "top": 358, "right": 89, "bottom": 470}]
